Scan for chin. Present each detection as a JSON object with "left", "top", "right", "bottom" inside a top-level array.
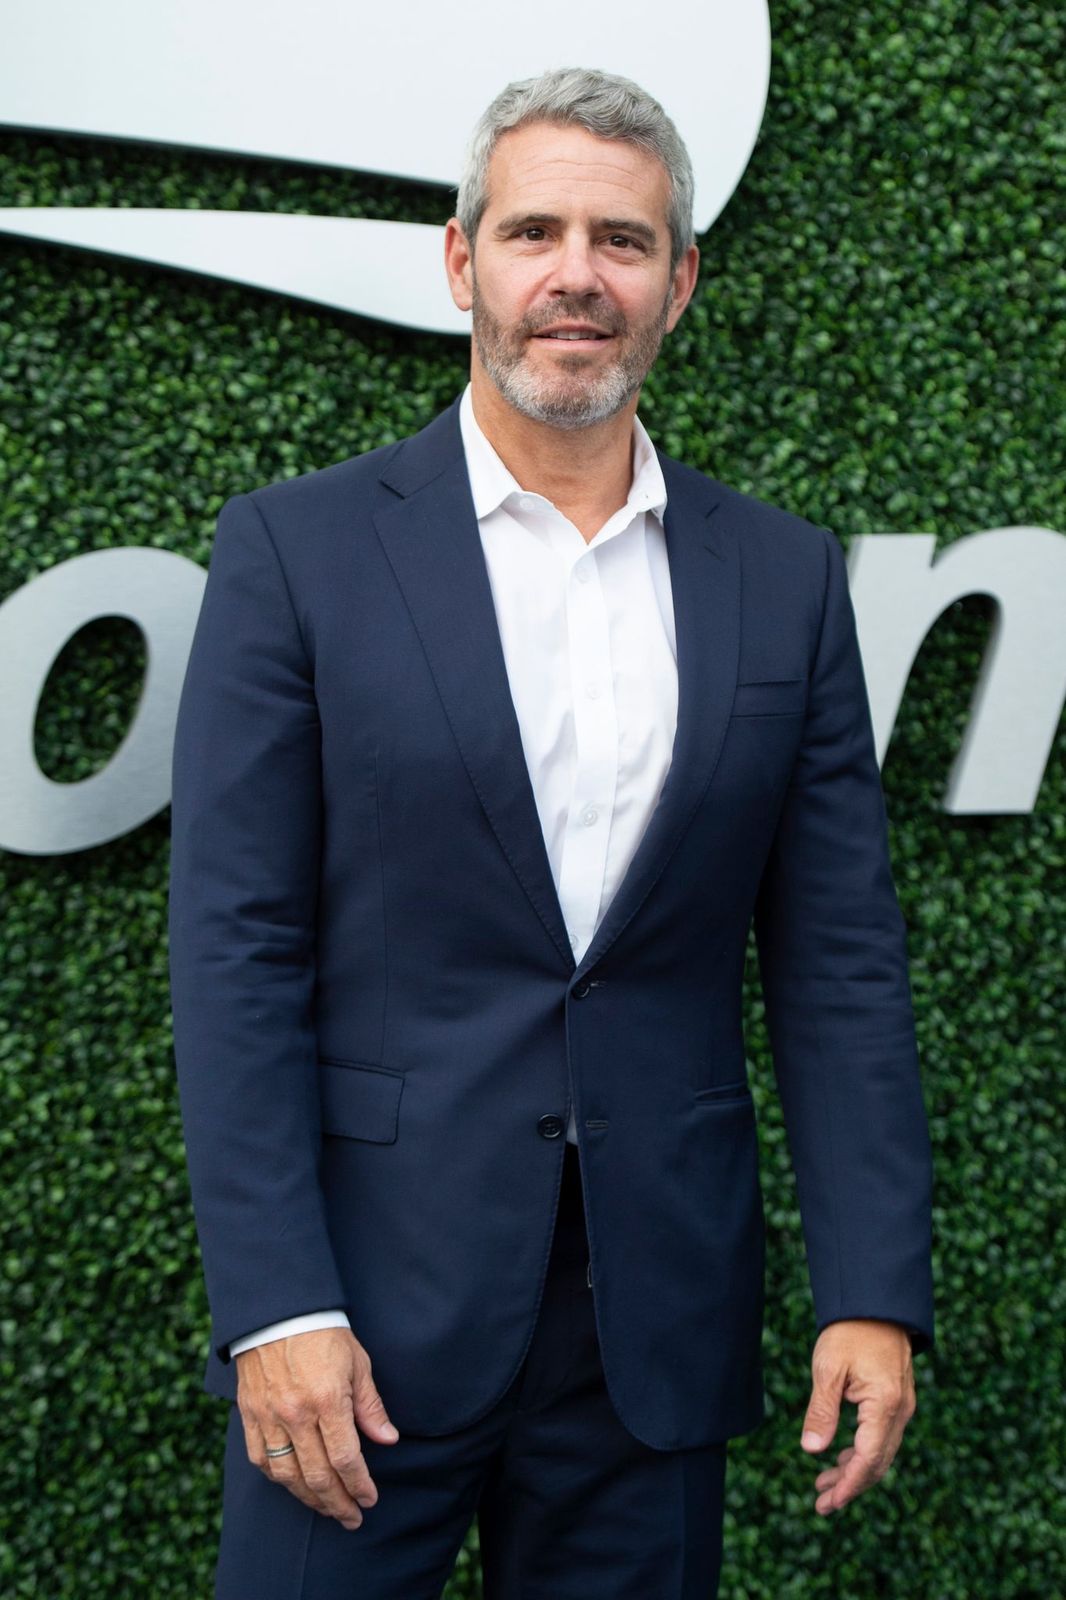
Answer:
[{"left": 508, "top": 379, "right": 635, "bottom": 430}]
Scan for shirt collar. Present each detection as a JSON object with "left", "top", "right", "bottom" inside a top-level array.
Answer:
[{"left": 458, "top": 382, "right": 668, "bottom": 526}]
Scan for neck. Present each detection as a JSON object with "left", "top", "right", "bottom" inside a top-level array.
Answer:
[{"left": 468, "top": 366, "right": 638, "bottom": 544}]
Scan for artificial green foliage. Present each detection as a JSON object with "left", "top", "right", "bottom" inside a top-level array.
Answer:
[{"left": 1, "top": 3, "right": 1062, "bottom": 1594}]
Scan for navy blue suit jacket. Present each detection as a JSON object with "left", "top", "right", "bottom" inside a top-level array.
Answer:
[{"left": 168, "top": 396, "right": 935, "bottom": 1450}]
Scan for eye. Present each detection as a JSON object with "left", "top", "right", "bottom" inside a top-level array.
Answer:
[
  {"left": 608, "top": 235, "right": 637, "bottom": 249},
  {"left": 521, "top": 226, "right": 547, "bottom": 240}
]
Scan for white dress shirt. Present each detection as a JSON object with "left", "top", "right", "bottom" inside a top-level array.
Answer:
[{"left": 229, "top": 384, "right": 678, "bottom": 1356}]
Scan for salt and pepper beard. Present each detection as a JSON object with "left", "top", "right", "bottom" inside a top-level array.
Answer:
[{"left": 471, "top": 278, "right": 675, "bottom": 430}]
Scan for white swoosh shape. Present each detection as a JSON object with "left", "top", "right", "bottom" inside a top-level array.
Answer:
[
  {"left": 0, "top": 209, "right": 470, "bottom": 335},
  {"left": 0, "top": 1, "right": 772, "bottom": 237}
]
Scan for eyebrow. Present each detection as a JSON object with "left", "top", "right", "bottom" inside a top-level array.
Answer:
[{"left": 493, "top": 212, "right": 660, "bottom": 247}]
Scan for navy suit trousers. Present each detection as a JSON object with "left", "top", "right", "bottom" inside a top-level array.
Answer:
[{"left": 214, "top": 1143, "right": 729, "bottom": 1599}]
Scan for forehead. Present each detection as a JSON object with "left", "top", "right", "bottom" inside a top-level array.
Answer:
[{"left": 482, "top": 121, "right": 671, "bottom": 227}]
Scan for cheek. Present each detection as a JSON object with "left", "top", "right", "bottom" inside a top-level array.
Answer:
[
  {"left": 609, "top": 277, "right": 667, "bottom": 328},
  {"left": 482, "top": 270, "right": 542, "bottom": 329}
]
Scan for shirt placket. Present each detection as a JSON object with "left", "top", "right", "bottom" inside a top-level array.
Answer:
[{"left": 554, "top": 528, "right": 621, "bottom": 966}]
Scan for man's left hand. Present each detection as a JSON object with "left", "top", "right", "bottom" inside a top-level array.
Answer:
[{"left": 800, "top": 1318, "right": 916, "bottom": 1515}]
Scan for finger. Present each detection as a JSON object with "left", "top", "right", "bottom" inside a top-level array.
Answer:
[
  {"left": 853, "top": 1392, "right": 911, "bottom": 1480},
  {"left": 818, "top": 1445, "right": 882, "bottom": 1511},
  {"left": 352, "top": 1371, "right": 400, "bottom": 1446},
  {"left": 268, "top": 1459, "right": 323, "bottom": 1516},
  {"left": 259, "top": 1402, "right": 363, "bottom": 1528},
  {"left": 814, "top": 1445, "right": 856, "bottom": 1490},
  {"left": 801, "top": 1359, "right": 847, "bottom": 1454},
  {"left": 259, "top": 1429, "right": 326, "bottom": 1515},
  {"left": 242, "top": 1404, "right": 302, "bottom": 1487},
  {"left": 239, "top": 1407, "right": 269, "bottom": 1472},
  {"left": 288, "top": 1418, "right": 365, "bottom": 1528},
  {"left": 241, "top": 1405, "right": 315, "bottom": 1508},
  {"left": 816, "top": 1414, "right": 898, "bottom": 1513},
  {"left": 319, "top": 1405, "right": 379, "bottom": 1507},
  {"left": 245, "top": 1416, "right": 320, "bottom": 1518}
]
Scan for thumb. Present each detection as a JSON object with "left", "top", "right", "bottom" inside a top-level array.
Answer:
[
  {"left": 354, "top": 1373, "right": 400, "bottom": 1443},
  {"left": 801, "top": 1369, "right": 844, "bottom": 1453}
]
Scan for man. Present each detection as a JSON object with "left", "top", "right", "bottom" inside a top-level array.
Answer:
[{"left": 169, "top": 66, "right": 934, "bottom": 1599}]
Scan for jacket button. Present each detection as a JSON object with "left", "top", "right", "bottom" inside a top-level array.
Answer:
[
  {"left": 537, "top": 1114, "right": 564, "bottom": 1139},
  {"left": 572, "top": 978, "right": 591, "bottom": 998}
]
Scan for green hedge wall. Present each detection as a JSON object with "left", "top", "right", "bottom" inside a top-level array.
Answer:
[{"left": 1, "top": 2, "right": 1062, "bottom": 1594}]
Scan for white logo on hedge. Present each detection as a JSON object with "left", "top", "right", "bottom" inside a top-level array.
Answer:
[
  {"left": 0, "top": 0, "right": 771, "bottom": 332},
  {"left": 0, "top": 3, "right": 1062, "bottom": 845},
  {"left": 0, "top": 529, "right": 1063, "bottom": 854}
]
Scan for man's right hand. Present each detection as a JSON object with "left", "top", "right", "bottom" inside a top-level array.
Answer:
[{"left": 235, "top": 1326, "right": 401, "bottom": 1530}]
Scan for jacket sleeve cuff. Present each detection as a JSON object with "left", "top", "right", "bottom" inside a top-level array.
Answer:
[{"left": 816, "top": 1313, "right": 934, "bottom": 1358}]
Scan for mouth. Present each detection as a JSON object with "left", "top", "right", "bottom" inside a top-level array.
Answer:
[{"left": 531, "top": 325, "right": 615, "bottom": 346}]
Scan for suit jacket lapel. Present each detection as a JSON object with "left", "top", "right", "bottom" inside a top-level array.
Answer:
[
  {"left": 371, "top": 400, "right": 741, "bottom": 979},
  {"left": 574, "top": 455, "right": 739, "bottom": 977},
  {"left": 373, "top": 403, "right": 577, "bottom": 971}
]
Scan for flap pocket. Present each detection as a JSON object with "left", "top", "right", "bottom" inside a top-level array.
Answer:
[
  {"left": 318, "top": 1059, "right": 404, "bottom": 1143},
  {"left": 731, "top": 678, "right": 806, "bottom": 718}
]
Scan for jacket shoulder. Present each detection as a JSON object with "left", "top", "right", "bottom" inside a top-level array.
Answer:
[
  {"left": 656, "top": 454, "right": 832, "bottom": 585},
  {"left": 664, "top": 453, "right": 830, "bottom": 551},
  {"left": 240, "top": 437, "right": 405, "bottom": 524},
  {"left": 233, "top": 396, "right": 463, "bottom": 533}
]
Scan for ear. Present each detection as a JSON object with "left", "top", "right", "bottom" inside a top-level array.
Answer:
[
  {"left": 444, "top": 218, "right": 474, "bottom": 313},
  {"left": 664, "top": 243, "right": 700, "bottom": 333}
]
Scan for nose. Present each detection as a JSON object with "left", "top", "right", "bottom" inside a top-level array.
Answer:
[{"left": 544, "top": 230, "right": 604, "bottom": 299}]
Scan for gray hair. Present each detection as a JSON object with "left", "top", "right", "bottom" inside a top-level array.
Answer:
[{"left": 455, "top": 67, "right": 695, "bottom": 273}]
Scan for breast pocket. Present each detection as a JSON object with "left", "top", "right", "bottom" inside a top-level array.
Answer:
[{"left": 731, "top": 677, "right": 807, "bottom": 718}]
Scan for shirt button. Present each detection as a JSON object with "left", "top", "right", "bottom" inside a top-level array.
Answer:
[
  {"left": 582, "top": 807, "right": 599, "bottom": 827},
  {"left": 576, "top": 564, "right": 592, "bottom": 584},
  {"left": 586, "top": 681, "right": 600, "bottom": 698},
  {"left": 569, "top": 930, "right": 578, "bottom": 947},
  {"left": 519, "top": 496, "right": 537, "bottom": 512}
]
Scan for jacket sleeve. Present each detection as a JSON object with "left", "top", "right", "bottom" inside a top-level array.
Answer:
[
  {"left": 168, "top": 491, "right": 347, "bottom": 1363},
  {"left": 752, "top": 524, "right": 935, "bottom": 1355}
]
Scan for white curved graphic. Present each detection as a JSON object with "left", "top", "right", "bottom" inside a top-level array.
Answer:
[
  {"left": 848, "top": 527, "right": 1066, "bottom": 815},
  {"left": 0, "top": 548, "right": 207, "bottom": 855},
  {"left": 0, "top": 0, "right": 771, "bottom": 334},
  {"left": 0, "top": 210, "right": 470, "bottom": 334}
]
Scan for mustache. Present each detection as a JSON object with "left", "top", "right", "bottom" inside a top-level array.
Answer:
[{"left": 519, "top": 301, "right": 626, "bottom": 338}]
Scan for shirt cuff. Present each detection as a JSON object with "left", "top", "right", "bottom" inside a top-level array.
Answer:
[{"left": 228, "top": 1309, "right": 351, "bottom": 1358}]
